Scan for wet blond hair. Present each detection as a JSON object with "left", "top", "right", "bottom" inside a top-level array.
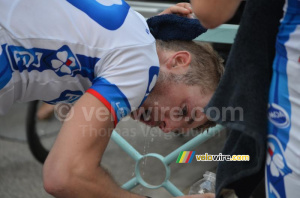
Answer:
[{"left": 156, "top": 40, "right": 224, "bottom": 93}]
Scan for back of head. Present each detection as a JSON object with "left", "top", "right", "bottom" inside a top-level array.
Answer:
[{"left": 156, "top": 40, "right": 224, "bottom": 94}]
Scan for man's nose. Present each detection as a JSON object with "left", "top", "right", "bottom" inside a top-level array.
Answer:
[
  {"left": 159, "top": 117, "right": 177, "bottom": 133},
  {"left": 159, "top": 116, "right": 192, "bottom": 133}
]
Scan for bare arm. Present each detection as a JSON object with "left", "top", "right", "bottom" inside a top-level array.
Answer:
[
  {"left": 190, "top": 0, "right": 242, "bottom": 29},
  {"left": 43, "top": 93, "right": 144, "bottom": 198}
]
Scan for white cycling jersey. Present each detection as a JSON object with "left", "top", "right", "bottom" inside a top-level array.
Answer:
[
  {"left": 267, "top": 0, "right": 300, "bottom": 197},
  {"left": 0, "top": 0, "right": 159, "bottom": 126}
]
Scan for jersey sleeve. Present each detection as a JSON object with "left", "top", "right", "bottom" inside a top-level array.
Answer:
[{"left": 86, "top": 43, "right": 159, "bottom": 127}]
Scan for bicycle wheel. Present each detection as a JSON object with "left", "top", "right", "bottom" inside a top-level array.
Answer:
[{"left": 26, "top": 101, "right": 61, "bottom": 164}]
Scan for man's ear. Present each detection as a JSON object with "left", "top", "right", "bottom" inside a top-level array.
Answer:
[{"left": 166, "top": 51, "right": 191, "bottom": 74}]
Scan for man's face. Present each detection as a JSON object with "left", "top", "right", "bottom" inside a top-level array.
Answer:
[{"left": 131, "top": 72, "right": 213, "bottom": 133}]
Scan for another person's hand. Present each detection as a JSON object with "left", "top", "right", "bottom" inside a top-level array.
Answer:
[
  {"left": 159, "top": 3, "right": 193, "bottom": 18},
  {"left": 175, "top": 193, "right": 215, "bottom": 198}
]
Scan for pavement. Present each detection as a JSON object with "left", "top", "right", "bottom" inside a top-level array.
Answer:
[{"left": 0, "top": 103, "right": 227, "bottom": 198}]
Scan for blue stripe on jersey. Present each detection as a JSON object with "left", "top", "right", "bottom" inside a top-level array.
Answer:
[
  {"left": 67, "top": 0, "right": 130, "bottom": 31},
  {"left": 267, "top": 7, "right": 298, "bottom": 198},
  {"left": 270, "top": 13, "right": 297, "bottom": 149},
  {"left": 0, "top": 44, "right": 12, "bottom": 90},
  {"left": 5, "top": 44, "right": 98, "bottom": 81},
  {"left": 286, "top": 0, "right": 300, "bottom": 13},
  {"left": 44, "top": 90, "right": 83, "bottom": 104},
  {"left": 76, "top": 54, "right": 99, "bottom": 81},
  {"left": 139, "top": 66, "right": 159, "bottom": 107},
  {"left": 90, "top": 77, "right": 131, "bottom": 122}
]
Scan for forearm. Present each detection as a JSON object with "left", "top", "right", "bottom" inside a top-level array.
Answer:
[
  {"left": 44, "top": 163, "right": 142, "bottom": 198},
  {"left": 74, "top": 166, "right": 144, "bottom": 198},
  {"left": 43, "top": 93, "right": 145, "bottom": 198},
  {"left": 44, "top": 129, "right": 144, "bottom": 198},
  {"left": 190, "top": 0, "right": 241, "bottom": 28}
]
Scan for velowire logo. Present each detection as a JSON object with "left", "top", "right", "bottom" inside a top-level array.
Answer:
[{"left": 176, "top": 151, "right": 195, "bottom": 163}]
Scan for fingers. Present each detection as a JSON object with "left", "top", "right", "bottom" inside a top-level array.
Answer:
[
  {"left": 159, "top": 3, "right": 194, "bottom": 18},
  {"left": 170, "top": 3, "right": 193, "bottom": 15},
  {"left": 176, "top": 3, "right": 193, "bottom": 13}
]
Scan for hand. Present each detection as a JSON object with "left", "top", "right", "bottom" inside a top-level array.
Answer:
[
  {"left": 174, "top": 193, "right": 215, "bottom": 198},
  {"left": 159, "top": 3, "right": 194, "bottom": 18}
]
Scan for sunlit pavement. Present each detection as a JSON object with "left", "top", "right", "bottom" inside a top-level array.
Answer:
[{"left": 0, "top": 103, "right": 227, "bottom": 198}]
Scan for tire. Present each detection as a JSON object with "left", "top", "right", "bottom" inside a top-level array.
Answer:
[
  {"left": 26, "top": 101, "right": 49, "bottom": 164},
  {"left": 26, "top": 100, "right": 61, "bottom": 164}
]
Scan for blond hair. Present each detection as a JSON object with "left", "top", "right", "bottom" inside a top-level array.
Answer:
[{"left": 156, "top": 40, "right": 224, "bottom": 93}]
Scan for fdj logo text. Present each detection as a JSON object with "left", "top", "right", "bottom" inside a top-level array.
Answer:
[{"left": 13, "top": 50, "right": 42, "bottom": 68}]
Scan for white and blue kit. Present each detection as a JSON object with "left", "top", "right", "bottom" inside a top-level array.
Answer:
[
  {"left": 0, "top": 0, "right": 159, "bottom": 126},
  {"left": 267, "top": 0, "right": 300, "bottom": 197}
]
